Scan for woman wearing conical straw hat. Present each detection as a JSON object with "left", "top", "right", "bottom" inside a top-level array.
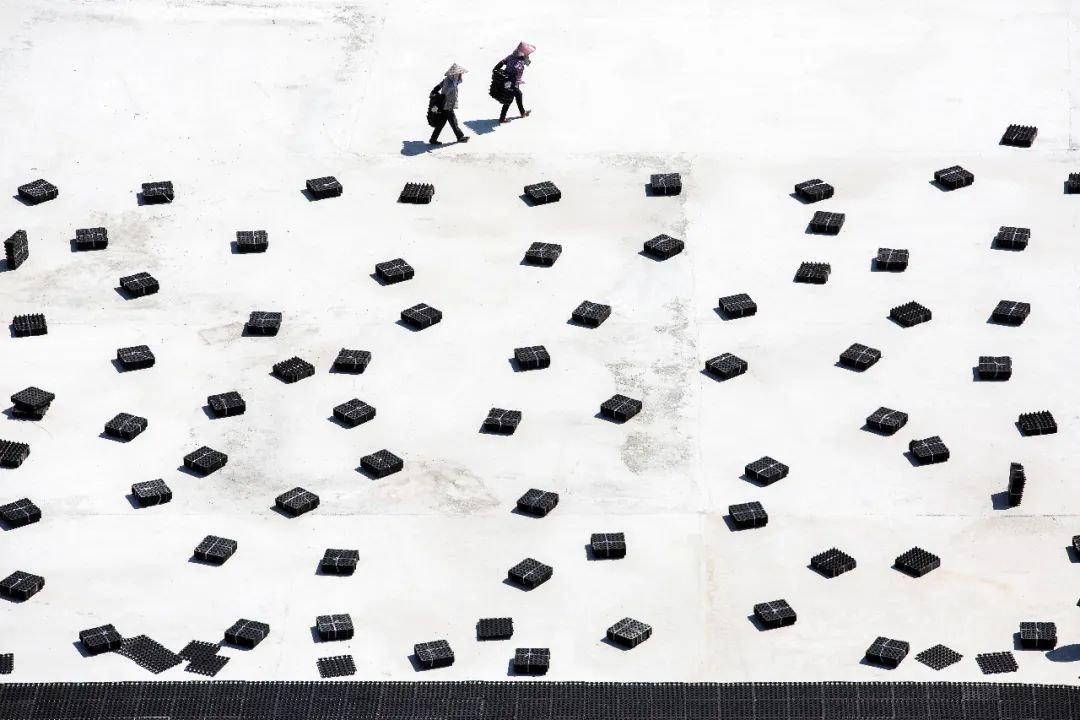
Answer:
[{"left": 429, "top": 63, "right": 470, "bottom": 146}]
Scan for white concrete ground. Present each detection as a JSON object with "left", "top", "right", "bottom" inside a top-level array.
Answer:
[{"left": 1, "top": 0, "right": 1080, "bottom": 684}]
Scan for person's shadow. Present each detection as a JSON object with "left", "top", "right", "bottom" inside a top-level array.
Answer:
[
  {"left": 402, "top": 135, "right": 477, "bottom": 156},
  {"left": 401, "top": 141, "right": 433, "bottom": 157},
  {"left": 464, "top": 119, "right": 499, "bottom": 135}
]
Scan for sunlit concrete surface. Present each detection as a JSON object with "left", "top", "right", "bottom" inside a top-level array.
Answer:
[{"left": 2, "top": 0, "right": 1080, "bottom": 683}]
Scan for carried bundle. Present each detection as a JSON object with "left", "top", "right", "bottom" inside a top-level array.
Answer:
[
  {"left": 488, "top": 68, "right": 513, "bottom": 104},
  {"left": 427, "top": 83, "right": 443, "bottom": 127}
]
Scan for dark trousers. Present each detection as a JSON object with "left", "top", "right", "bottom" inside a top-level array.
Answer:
[
  {"left": 499, "top": 88, "right": 525, "bottom": 121},
  {"left": 430, "top": 109, "right": 464, "bottom": 143}
]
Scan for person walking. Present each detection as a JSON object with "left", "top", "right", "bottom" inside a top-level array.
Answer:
[
  {"left": 494, "top": 42, "right": 535, "bottom": 124},
  {"left": 429, "top": 63, "right": 470, "bottom": 145}
]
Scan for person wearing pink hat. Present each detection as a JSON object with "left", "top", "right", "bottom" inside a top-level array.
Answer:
[{"left": 494, "top": 42, "right": 535, "bottom": 124}]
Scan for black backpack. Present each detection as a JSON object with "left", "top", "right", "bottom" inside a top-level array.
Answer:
[{"left": 427, "top": 83, "right": 443, "bottom": 127}]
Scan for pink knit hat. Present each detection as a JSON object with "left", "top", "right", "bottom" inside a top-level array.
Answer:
[{"left": 516, "top": 42, "right": 536, "bottom": 56}]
